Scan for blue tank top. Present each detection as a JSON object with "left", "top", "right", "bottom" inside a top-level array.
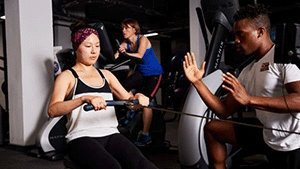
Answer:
[{"left": 127, "top": 35, "right": 164, "bottom": 76}]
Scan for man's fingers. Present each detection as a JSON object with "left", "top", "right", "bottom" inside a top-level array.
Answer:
[
  {"left": 190, "top": 52, "right": 195, "bottom": 65},
  {"left": 187, "top": 52, "right": 193, "bottom": 65},
  {"left": 200, "top": 61, "right": 206, "bottom": 71}
]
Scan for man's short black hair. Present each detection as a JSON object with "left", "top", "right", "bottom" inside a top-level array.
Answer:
[{"left": 233, "top": 4, "right": 271, "bottom": 33}]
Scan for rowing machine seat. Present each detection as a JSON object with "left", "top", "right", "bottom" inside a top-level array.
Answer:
[{"left": 63, "top": 155, "right": 81, "bottom": 169}]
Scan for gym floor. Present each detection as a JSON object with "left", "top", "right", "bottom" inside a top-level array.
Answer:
[
  {"left": 0, "top": 112, "right": 181, "bottom": 169},
  {"left": 0, "top": 111, "right": 272, "bottom": 169}
]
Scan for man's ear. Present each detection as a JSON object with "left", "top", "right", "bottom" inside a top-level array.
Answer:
[{"left": 258, "top": 27, "right": 265, "bottom": 38}]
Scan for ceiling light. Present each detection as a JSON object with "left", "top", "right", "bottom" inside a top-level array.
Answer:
[
  {"left": 0, "top": 16, "right": 5, "bottom": 20},
  {"left": 144, "top": 32, "right": 158, "bottom": 37}
]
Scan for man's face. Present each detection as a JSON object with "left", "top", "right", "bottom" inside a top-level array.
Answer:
[{"left": 233, "top": 18, "right": 261, "bottom": 56}]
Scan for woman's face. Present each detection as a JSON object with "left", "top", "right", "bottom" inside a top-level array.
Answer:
[
  {"left": 76, "top": 33, "right": 100, "bottom": 65},
  {"left": 122, "top": 24, "right": 136, "bottom": 39}
]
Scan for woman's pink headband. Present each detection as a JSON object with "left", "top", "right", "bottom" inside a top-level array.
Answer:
[{"left": 71, "top": 28, "right": 99, "bottom": 52}]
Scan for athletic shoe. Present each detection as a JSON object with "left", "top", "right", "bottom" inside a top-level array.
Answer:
[{"left": 134, "top": 132, "right": 152, "bottom": 147}]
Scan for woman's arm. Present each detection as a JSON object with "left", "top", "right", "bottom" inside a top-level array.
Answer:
[
  {"left": 127, "top": 35, "right": 148, "bottom": 59},
  {"left": 119, "top": 35, "right": 149, "bottom": 59},
  {"left": 102, "top": 69, "right": 149, "bottom": 107},
  {"left": 48, "top": 71, "right": 107, "bottom": 118},
  {"left": 102, "top": 69, "right": 132, "bottom": 100},
  {"left": 48, "top": 71, "right": 82, "bottom": 117},
  {"left": 114, "top": 42, "right": 127, "bottom": 59}
]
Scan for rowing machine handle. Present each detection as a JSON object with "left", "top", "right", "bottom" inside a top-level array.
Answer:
[{"left": 83, "top": 100, "right": 154, "bottom": 111}]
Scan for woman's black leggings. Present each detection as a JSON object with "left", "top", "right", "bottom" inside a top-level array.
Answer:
[
  {"left": 68, "top": 133, "right": 158, "bottom": 169},
  {"left": 122, "top": 72, "right": 162, "bottom": 100}
]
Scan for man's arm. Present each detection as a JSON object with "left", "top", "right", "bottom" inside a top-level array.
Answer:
[
  {"left": 222, "top": 72, "right": 300, "bottom": 113},
  {"left": 183, "top": 53, "right": 241, "bottom": 118}
]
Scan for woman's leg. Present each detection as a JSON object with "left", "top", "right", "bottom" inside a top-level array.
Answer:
[
  {"left": 142, "top": 107, "right": 153, "bottom": 133},
  {"left": 68, "top": 137, "right": 122, "bottom": 169},
  {"left": 135, "top": 75, "right": 162, "bottom": 146},
  {"left": 122, "top": 72, "right": 143, "bottom": 92},
  {"left": 106, "top": 134, "right": 158, "bottom": 169}
]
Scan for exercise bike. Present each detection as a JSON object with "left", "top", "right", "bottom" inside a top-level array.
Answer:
[{"left": 178, "top": 0, "right": 240, "bottom": 168}]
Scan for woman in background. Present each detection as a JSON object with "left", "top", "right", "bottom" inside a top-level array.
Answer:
[{"left": 114, "top": 18, "right": 164, "bottom": 147}]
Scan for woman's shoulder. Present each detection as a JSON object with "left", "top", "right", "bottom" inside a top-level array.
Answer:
[
  {"left": 139, "top": 35, "right": 151, "bottom": 46},
  {"left": 55, "top": 69, "right": 75, "bottom": 82},
  {"left": 139, "top": 34, "right": 148, "bottom": 41}
]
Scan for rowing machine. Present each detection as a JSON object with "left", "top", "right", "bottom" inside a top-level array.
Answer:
[{"left": 27, "top": 100, "right": 157, "bottom": 161}]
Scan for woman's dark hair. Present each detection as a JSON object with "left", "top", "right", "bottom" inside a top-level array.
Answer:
[
  {"left": 233, "top": 4, "right": 271, "bottom": 33},
  {"left": 121, "top": 18, "right": 141, "bottom": 34}
]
